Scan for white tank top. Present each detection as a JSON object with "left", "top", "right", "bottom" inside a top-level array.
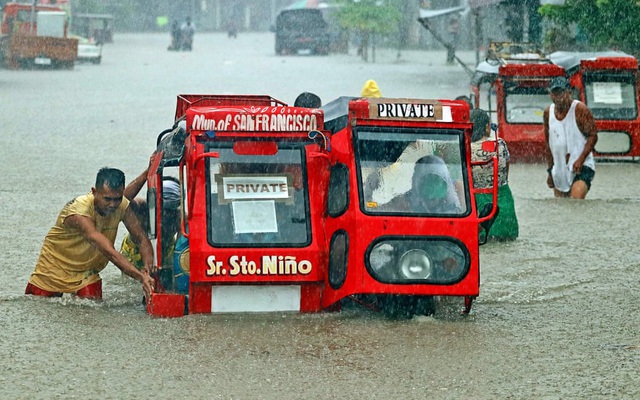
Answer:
[{"left": 548, "top": 100, "right": 595, "bottom": 192}]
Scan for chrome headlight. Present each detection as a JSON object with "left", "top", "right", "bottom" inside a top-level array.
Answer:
[{"left": 398, "top": 249, "right": 432, "bottom": 279}]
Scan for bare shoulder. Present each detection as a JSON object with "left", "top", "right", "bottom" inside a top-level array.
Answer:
[
  {"left": 575, "top": 101, "right": 594, "bottom": 116},
  {"left": 543, "top": 106, "right": 550, "bottom": 125},
  {"left": 575, "top": 101, "right": 597, "bottom": 136}
]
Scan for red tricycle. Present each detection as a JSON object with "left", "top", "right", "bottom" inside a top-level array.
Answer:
[{"left": 144, "top": 94, "right": 499, "bottom": 318}]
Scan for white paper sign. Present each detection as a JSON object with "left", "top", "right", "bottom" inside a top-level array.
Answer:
[
  {"left": 593, "top": 82, "right": 622, "bottom": 104},
  {"left": 231, "top": 200, "right": 278, "bottom": 234}
]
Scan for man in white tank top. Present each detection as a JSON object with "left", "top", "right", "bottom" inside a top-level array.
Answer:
[{"left": 543, "top": 76, "right": 598, "bottom": 199}]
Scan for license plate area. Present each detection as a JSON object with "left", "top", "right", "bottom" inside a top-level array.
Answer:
[
  {"left": 34, "top": 57, "right": 52, "bottom": 65},
  {"left": 211, "top": 285, "right": 301, "bottom": 313}
]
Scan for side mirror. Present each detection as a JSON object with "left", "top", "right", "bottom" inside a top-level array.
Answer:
[{"left": 478, "top": 203, "right": 499, "bottom": 245}]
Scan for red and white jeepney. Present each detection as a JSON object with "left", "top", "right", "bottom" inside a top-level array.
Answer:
[
  {"left": 472, "top": 42, "right": 640, "bottom": 162},
  {"left": 145, "top": 94, "right": 498, "bottom": 318}
]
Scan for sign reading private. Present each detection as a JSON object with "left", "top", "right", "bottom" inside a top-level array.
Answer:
[
  {"left": 368, "top": 98, "right": 443, "bottom": 121},
  {"left": 222, "top": 175, "right": 290, "bottom": 201}
]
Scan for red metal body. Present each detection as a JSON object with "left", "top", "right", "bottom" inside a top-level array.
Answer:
[
  {"left": 475, "top": 62, "right": 564, "bottom": 162},
  {"left": 145, "top": 94, "right": 498, "bottom": 317},
  {"left": 564, "top": 55, "right": 640, "bottom": 159},
  {"left": 320, "top": 98, "right": 484, "bottom": 308},
  {"left": 472, "top": 44, "right": 640, "bottom": 162}
]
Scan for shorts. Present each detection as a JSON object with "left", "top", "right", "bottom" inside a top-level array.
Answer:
[
  {"left": 25, "top": 281, "right": 103, "bottom": 300},
  {"left": 573, "top": 166, "right": 595, "bottom": 190}
]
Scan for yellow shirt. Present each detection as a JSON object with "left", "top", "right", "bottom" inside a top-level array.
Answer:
[{"left": 29, "top": 193, "right": 130, "bottom": 293}]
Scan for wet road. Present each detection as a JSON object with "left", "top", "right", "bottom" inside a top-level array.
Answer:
[{"left": 1, "top": 33, "right": 639, "bottom": 399}]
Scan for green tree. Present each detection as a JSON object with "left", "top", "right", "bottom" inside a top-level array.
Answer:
[
  {"left": 333, "top": 0, "right": 403, "bottom": 62},
  {"left": 539, "top": 0, "right": 640, "bottom": 55}
]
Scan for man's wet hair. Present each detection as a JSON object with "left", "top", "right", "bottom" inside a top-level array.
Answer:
[
  {"left": 95, "top": 168, "right": 125, "bottom": 190},
  {"left": 470, "top": 108, "right": 491, "bottom": 142}
]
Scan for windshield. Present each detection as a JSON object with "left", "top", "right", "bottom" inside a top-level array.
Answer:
[
  {"left": 583, "top": 72, "right": 637, "bottom": 120},
  {"left": 356, "top": 128, "right": 468, "bottom": 216},
  {"left": 206, "top": 145, "right": 309, "bottom": 246},
  {"left": 504, "top": 85, "right": 549, "bottom": 124}
]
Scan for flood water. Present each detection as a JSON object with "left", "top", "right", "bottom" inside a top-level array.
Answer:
[{"left": 1, "top": 33, "right": 639, "bottom": 399}]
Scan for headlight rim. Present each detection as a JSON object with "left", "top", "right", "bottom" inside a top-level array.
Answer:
[{"left": 365, "top": 235, "right": 470, "bottom": 285}]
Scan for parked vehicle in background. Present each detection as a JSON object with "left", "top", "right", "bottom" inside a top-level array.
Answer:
[
  {"left": 70, "top": 13, "right": 113, "bottom": 44},
  {"left": 551, "top": 51, "right": 640, "bottom": 160},
  {"left": 0, "top": 2, "right": 77, "bottom": 69},
  {"left": 273, "top": 8, "right": 330, "bottom": 55},
  {"left": 69, "top": 33, "right": 101, "bottom": 64},
  {"left": 143, "top": 94, "right": 498, "bottom": 318},
  {"left": 471, "top": 42, "right": 640, "bottom": 162},
  {"left": 471, "top": 42, "right": 564, "bottom": 162}
]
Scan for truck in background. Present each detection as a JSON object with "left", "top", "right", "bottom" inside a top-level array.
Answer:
[
  {"left": 272, "top": 8, "right": 330, "bottom": 56},
  {"left": 0, "top": 2, "right": 78, "bottom": 69}
]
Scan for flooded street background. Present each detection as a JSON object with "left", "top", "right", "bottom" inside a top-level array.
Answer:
[{"left": 1, "top": 33, "right": 639, "bottom": 399}]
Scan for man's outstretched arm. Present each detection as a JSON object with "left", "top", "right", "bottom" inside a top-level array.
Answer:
[{"left": 64, "top": 214, "right": 154, "bottom": 299}]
